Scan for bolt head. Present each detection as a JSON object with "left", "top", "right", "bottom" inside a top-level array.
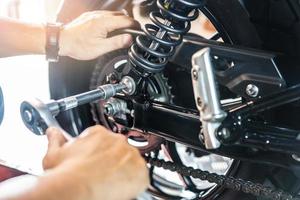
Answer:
[
  {"left": 218, "top": 128, "right": 231, "bottom": 140},
  {"left": 197, "top": 97, "right": 202, "bottom": 107},
  {"left": 103, "top": 104, "right": 113, "bottom": 116},
  {"left": 121, "top": 76, "right": 136, "bottom": 95},
  {"left": 106, "top": 72, "right": 118, "bottom": 83},
  {"left": 192, "top": 69, "right": 198, "bottom": 80},
  {"left": 199, "top": 129, "right": 205, "bottom": 144},
  {"left": 246, "top": 84, "right": 259, "bottom": 98}
]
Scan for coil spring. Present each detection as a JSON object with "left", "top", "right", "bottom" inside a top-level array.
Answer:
[{"left": 128, "top": 0, "right": 205, "bottom": 75}]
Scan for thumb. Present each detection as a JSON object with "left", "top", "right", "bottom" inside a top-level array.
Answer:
[
  {"left": 46, "top": 127, "right": 67, "bottom": 152},
  {"left": 99, "top": 34, "right": 133, "bottom": 54}
]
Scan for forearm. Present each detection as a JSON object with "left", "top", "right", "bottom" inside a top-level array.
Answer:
[
  {"left": 0, "top": 17, "right": 45, "bottom": 57},
  {"left": 7, "top": 168, "right": 91, "bottom": 200}
]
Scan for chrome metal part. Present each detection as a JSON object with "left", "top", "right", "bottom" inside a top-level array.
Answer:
[
  {"left": 191, "top": 48, "right": 227, "bottom": 149},
  {"left": 217, "top": 128, "right": 232, "bottom": 141},
  {"left": 62, "top": 96, "right": 78, "bottom": 111},
  {"left": 292, "top": 154, "right": 300, "bottom": 162},
  {"left": 246, "top": 84, "right": 260, "bottom": 98},
  {"left": 98, "top": 83, "right": 126, "bottom": 99},
  {"left": 21, "top": 81, "right": 131, "bottom": 139},
  {"left": 23, "top": 110, "right": 33, "bottom": 124},
  {"left": 20, "top": 99, "right": 74, "bottom": 141},
  {"left": 103, "top": 98, "right": 130, "bottom": 117},
  {"left": 121, "top": 76, "right": 136, "bottom": 95}
]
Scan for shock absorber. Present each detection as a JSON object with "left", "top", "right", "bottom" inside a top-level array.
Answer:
[{"left": 128, "top": 0, "right": 205, "bottom": 75}]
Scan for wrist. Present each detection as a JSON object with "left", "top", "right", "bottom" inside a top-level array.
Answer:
[
  {"left": 18, "top": 167, "right": 91, "bottom": 200},
  {"left": 43, "top": 166, "right": 92, "bottom": 200},
  {"left": 36, "top": 24, "right": 46, "bottom": 54},
  {"left": 58, "top": 26, "right": 70, "bottom": 57}
]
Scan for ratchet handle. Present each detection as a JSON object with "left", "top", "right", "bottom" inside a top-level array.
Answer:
[
  {"left": 20, "top": 99, "right": 73, "bottom": 141},
  {"left": 20, "top": 79, "right": 135, "bottom": 140}
]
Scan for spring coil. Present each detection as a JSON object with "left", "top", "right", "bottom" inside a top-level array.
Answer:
[{"left": 128, "top": 0, "right": 205, "bottom": 74}]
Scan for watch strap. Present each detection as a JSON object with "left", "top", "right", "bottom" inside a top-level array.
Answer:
[{"left": 45, "top": 23, "right": 63, "bottom": 62}]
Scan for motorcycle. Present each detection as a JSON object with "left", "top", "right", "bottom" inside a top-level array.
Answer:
[{"left": 42, "top": 0, "right": 300, "bottom": 199}]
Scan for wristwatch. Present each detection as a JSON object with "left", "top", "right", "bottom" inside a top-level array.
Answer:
[{"left": 45, "top": 23, "right": 63, "bottom": 62}]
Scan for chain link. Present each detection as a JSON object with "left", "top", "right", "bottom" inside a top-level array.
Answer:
[{"left": 145, "top": 156, "right": 300, "bottom": 200}]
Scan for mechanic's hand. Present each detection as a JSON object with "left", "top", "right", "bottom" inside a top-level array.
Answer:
[
  {"left": 59, "top": 10, "right": 140, "bottom": 60},
  {"left": 43, "top": 126, "right": 149, "bottom": 200}
]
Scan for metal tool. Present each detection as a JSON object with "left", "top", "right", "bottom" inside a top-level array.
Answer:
[{"left": 20, "top": 77, "right": 136, "bottom": 139}]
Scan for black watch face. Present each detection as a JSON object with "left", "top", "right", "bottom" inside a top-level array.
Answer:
[{"left": 0, "top": 87, "right": 4, "bottom": 126}]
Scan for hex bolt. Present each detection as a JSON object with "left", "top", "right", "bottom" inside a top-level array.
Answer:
[
  {"left": 121, "top": 76, "right": 136, "bottom": 96},
  {"left": 192, "top": 69, "right": 198, "bottom": 80},
  {"left": 103, "top": 104, "right": 114, "bottom": 116},
  {"left": 197, "top": 97, "right": 202, "bottom": 107},
  {"left": 199, "top": 129, "right": 205, "bottom": 144},
  {"left": 106, "top": 72, "right": 118, "bottom": 83},
  {"left": 217, "top": 128, "right": 231, "bottom": 141},
  {"left": 246, "top": 84, "right": 259, "bottom": 98}
]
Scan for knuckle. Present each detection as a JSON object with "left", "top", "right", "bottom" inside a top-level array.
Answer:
[
  {"left": 82, "top": 11, "right": 95, "bottom": 18},
  {"left": 42, "top": 156, "right": 53, "bottom": 169},
  {"left": 121, "top": 16, "right": 134, "bottom": 25},
  {"left": 88, "top": 125, "right": 106, "bottom": 134},
  {"left": 93, "top": 125, "right": 106, "bottom": 131},
  {"left": 46, "top": 127, "right": 58, "bottom": 136},
  {"left": 90, "top": 16, "right": 99, "bottom": 24},
  {"left": 114, "top": 133, "right": 127, "bottom": 142}
]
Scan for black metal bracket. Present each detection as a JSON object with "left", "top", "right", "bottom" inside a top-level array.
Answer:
[
  {"left": 130, "top": 100, "right": 300, "bottom": 170},
  {"left": 172, "top": 35, "right": 286, "bottom": 99}
]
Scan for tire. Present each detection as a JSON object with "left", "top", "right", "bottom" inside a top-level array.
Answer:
[{"left": 49, "top": 0, "right": 300, "bottom": 199}]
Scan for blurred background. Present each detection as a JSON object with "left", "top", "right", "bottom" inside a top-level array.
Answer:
[{"left": 0, "top": 0, "right": 62, "bottom": 174}]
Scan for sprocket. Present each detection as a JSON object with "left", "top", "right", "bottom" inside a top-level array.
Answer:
[{"left": 89, "top": 49, "right": 173, "bottom": 154}]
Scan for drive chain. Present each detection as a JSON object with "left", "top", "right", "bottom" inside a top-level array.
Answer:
[{"left": 145, "top": 156, "right": 300, "bottom": 200}]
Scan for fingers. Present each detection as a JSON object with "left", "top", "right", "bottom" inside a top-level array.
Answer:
[
  {"left": 43, "top": 128, "right": 67, "bottom": 170},
  {"left": 86, "top": 10, "right": 128, "bottom": 17},
  {"left": 100, "top": 15, "right": 140, "bottom": 33},
  {"left": 98, "top": 34, "right": 133, "bottom": 54},
  {"left": 79, "top": 125, "right": 111, "bottom": 138},
  {"left": 46, "top": 127, "right": 67, "bottom": 152},
  {"left": 108, "top": 10, "right": 129, "bottom": 16}
]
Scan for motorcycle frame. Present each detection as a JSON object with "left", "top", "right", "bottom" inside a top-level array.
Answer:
[{"left": 117, "top": 30, "right": 300, "bottom": 172}]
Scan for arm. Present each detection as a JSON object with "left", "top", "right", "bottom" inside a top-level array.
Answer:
[
  {"left": 0, "top": 11, "right": 139, "bottom": 60},
  {"left": 0, "top": 18, "right": 45, "bottom": 57},
  {"left": 3, "top": 126, "right": 149, "bottom": 200}
]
